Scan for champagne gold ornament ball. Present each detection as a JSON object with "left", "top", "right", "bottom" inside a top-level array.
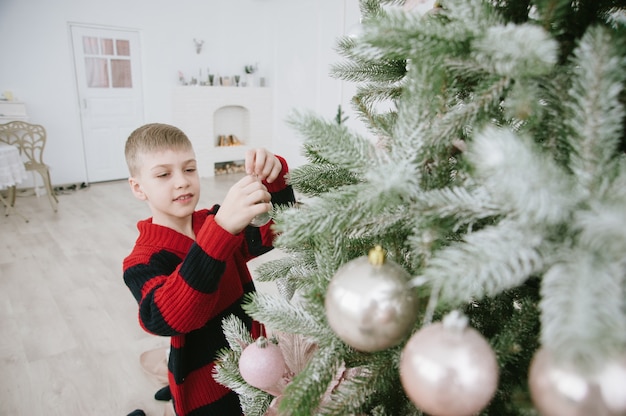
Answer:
[
  {"left": 529, "top": 348, "right": 626, "bottom": 416},
  {"left": 325, "top": 246, "right": 419, "bottom": 352}
]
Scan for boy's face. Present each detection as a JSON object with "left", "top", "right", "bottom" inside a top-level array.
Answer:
[{"left": 128, "top": 148, "right": 200, "bottom": 228}]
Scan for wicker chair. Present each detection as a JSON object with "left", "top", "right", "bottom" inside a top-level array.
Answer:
[{"left": 0, "top": 121, "right": 58, "bottom": 212}]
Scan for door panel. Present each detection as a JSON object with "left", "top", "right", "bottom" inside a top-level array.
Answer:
[{"left": 70, "top": 24, "right": 144, "bottom": 183}]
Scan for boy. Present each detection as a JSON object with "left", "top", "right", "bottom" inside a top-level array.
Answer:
[{"left": 122, "top": 123, "right": 295, "bottom": 415}]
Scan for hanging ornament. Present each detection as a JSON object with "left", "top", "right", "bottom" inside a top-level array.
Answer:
[
  {"left": 400, "top": 311, "right": 499, "bottom": 416},
  {"left": 325, "top": 246, "right": 419, "bottom": 352},
  {"left": 250, "top": 202, "right": 272, "bottom": 227},
  {"left": 529, "top": 348, "right": 626, "bottom": 416},
  {"left": 239, "top": 336, "right": 287, "bottom": 396},
  {"left": 250, "top": 174, "right": 272, "bottom": 227}
]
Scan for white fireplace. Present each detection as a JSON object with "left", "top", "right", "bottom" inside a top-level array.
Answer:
[{"left": 172, "top": 86, "right": 273, "bottom": 177}]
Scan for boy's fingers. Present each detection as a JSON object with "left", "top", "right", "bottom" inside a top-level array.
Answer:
[
  {"left": 246, "top": 149, "right": 266, "bottom": 176},
  {"left": 265, "top": 159, "right": 282, "bottom": 183},
  {"left": 245, "top": 148, "right": 281, "bottom": 180},
  {"left": 244, "top": 149, "right": 255, "bottom": 175}
]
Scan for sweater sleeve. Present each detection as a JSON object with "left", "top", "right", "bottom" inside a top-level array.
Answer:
[{"left": 123, "top": 217, "right": 245, "bottom": 336}]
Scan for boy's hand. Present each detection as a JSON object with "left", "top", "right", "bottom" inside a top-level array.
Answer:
[
  {"left": 245, "top": 148, "right": 282, "bottom": 183},
  {"left": 214, "top": 174, "right": 272, "bottom": 234}
]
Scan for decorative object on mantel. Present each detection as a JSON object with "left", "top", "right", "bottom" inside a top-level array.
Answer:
[
  {"left": 193, "top": 38, "right": 204, "bottom": 54},
  {"left": 178, "top": 65, "right": 267, "bottom": 87},
  {"left": 178, "top": 71, "right": 187, "bottom": 86},
  {"left": 244, "top": 63, "right": 258, "bottom": 87},
  {"left": 2, "top": 91, "right": 14, "bottom": 101}
]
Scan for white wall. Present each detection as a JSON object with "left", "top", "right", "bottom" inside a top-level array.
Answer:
[{"left": 0, "top": 0, "right": 362, "bottom": 186}]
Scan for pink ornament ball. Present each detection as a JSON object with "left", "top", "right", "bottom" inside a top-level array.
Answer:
[
  {"left": 400, "top": 320, "right": 499, "bottom": 416},
  {"left": 239, "top": 336, "right": 286, "bottom": 391}
]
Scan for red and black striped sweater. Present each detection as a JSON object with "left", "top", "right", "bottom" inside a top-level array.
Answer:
[{"left": 123, "top": 159, "right": 294, "bottom": 415}]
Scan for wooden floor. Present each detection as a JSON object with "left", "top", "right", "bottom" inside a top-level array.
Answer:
[{"left": 0, "top": 175, "right": 282, "bottom": 416}]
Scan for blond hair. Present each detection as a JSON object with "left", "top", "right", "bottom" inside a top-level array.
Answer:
[{"left": 125, "top": 123, "right": 193, "bottom": 176}]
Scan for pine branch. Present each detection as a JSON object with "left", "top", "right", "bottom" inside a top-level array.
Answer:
[
  {"left": 322, "top": 368, "right": 382, "bottom": 414},
  {"left": 243, "top": 292, "right": 328, "bottom": 340},
  {"left": 352, "top": 82, "right": 403, "bottom": 109},
  {"left": 358, "top": 3, "right": 484, "bottom": 62},
  {"left": 253, "top": 254, "right": 318, "bottom": 300},
  {"left": 288, "top": 163, "right": 359, "bottom": 196},
  {"left": 277, "top": 345, "right": 345, "bottom": 416},
  {"left": 287, "top": 111, "right": 381, "bottom": 174},
  {"left": 253, "top": 255, "right": 312, "bottom": 283},
  {"left": 576, "top": 193, "right": 626, "bottom": 261},
  {"left": 273, "top": 186, "right": 373, "bottom": 248},
  {"left": 330, "top": 57, "right": 407, "bottom": 83},
  {"left": 469, "top": 126, "right": 581, "bottom": 225},
  {"left": 428, "top": 75, "right": 512, "bottom": 154},
  {"left": 221, "top": 314, "right": 255, "bottom": 353},
  {"left": 320, "top": 350, "right": 408, "bottom": 415},
  {"left": 540, "top": 247, "right": 626, "bottom": 368},
  {"left": 471, "top": 22, "right": 558, "bottom": 78},
  {"left": 413, "top": 185, "right": 502, "bottom": 231},
  {"left": 351, "top": 88, "right": 399, "bottom": 138},
  {"left": 213, "top": 347, "right": 272, "bottom": 416},
  {"left": 423, "top": 220, "right": 545, "bottom": 303},
  {"left": 565, "top": 25, "right": 626, "bottom": 191}
]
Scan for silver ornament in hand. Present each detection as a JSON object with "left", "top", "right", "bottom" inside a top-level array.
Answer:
[
  {"left": 249, "top": 173, "right": 272, "bottom": 227},
  {"left": 250, "top": 201, "right": 272, "bottom": 227}
]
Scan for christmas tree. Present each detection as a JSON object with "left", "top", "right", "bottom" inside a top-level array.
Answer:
[{"left": 215, "top": 0, "right": 626, "bottom": 415}]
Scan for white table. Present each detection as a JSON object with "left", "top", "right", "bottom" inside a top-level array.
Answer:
[{"left": 0, "top": 142, "right": 28, "bottom": 220}]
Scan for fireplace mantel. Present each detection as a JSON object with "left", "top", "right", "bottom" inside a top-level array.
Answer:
[{"left": 172, "top": 86, "right": 273, "bottom": 177}]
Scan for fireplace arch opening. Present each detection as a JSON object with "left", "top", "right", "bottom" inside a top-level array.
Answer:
[{"left": 214, "top": 105, "right": 249, "bottom": 147}]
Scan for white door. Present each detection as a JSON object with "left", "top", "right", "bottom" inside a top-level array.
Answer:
[{"left": 70, "top": 24, "right": 144, "bottom": 183}]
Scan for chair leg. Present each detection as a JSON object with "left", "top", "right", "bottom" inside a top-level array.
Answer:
[
  {"left": 0, "top": 186, "right": 28, "bottom": 222},
  {"left": 36, "top": 168, "right": 58, "bottom": 212},
  {"left": 8, "top": 185, "right": 16, "bottom": 207},
  {"left": 44, "top": 169, "right": 58, "bottom": 204}
]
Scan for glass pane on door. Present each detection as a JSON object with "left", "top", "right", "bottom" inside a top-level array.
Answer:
[
  {"left": 82, "top": 36, "right": 99, "bottom": 54},
  {"left": 85, "top": 57, "right": 109, "bottom": 88},
  {"left": 101, "top": 38, "right": 114, "bottom": 55},
  {"left": 116, "top": 39, "right": 130, "bottom": 56},
  {"left": 111, "top": 59, "right": 132, "bottom": 88}
]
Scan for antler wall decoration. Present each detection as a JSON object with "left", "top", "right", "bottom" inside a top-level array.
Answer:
[{"left": 193, "top": 38, "right": 204, "bottom": 54}]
